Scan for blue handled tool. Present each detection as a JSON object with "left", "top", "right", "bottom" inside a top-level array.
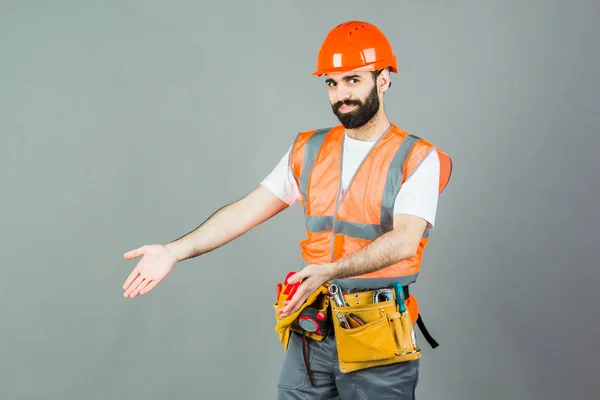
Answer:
[
  {"left": 394, "top": 282, "right": 418, "bottom": 349},
  {"left": 393, "top": 282, "right": 407, "bottom": 313}
]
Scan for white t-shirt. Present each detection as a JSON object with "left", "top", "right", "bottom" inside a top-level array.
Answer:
[{"left": 261, "top": 132, "right": 440, "bottom": 229}]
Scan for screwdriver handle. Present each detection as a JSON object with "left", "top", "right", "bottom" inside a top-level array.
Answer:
[{"left": 393, "top": 282, "right": 407, "bottom": 314}]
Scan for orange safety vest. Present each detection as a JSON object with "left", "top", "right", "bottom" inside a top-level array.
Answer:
[{"left": 289, "top": 123, "right": 452, "bottom": 291}]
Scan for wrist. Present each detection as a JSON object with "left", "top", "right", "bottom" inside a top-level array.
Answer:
[
  {"left": 323, "top": 262, "right": 340, "bottom": 281},
  {"left": 165, "top": 242, "right": 186, "bottom": 263}
]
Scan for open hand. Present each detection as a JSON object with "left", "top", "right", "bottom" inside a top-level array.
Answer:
[
  {"left": 277, "top": 263, "right": 333, "bottom": 318},
  {"left": 122, "top": 244, "right": 177, "bottom": 298}
]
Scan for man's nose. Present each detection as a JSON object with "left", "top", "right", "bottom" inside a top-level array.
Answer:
[{"left": 335, "top": 85, "right": 352, "bottom": 102}]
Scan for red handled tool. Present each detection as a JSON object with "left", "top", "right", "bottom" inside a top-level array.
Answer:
[
  {"left": 348, "top": 313, "right": 366, "bottom": 326},
  {"left": 335, "top": 312, "right": 351, "bottom": 329},
  {"left": 298, "top": 307, "right": 329, "bottom": 335}
]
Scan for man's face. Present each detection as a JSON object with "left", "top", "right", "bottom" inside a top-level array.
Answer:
[{"left": 326, "top": 71, "right": 381, "bottom": 129}]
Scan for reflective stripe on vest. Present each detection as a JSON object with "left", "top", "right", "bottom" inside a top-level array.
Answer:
[{"left": 290, "top": 124, "right": 452, "bottom": 290}]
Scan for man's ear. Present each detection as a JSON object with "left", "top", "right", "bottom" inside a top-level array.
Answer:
[{"left": 378, "top": 69, "right": 392, "bottom": 92}]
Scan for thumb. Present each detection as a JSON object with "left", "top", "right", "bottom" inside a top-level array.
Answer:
[
  {"left": 287, "top": 270, "right": 307, "bottom": 285},
  {"left": 124, "top": 246, "right": 145, "bottom": 259}
]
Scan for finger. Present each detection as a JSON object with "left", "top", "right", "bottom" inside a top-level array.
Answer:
[
  {"left": 280, "top": 302, "right": 299, "bottom": 318},
  {"left": 279, "top": 294, "right": 305, "bottom": 317},
  {"left": 122, "top": 268, "right": 140, "bottom": 290},
  {"left": 124, "top": 275, "right": 145, "bottom": 297},
  {"left": 278, "top": 300, "right": 293, "bottom": 314},
  {"left": 278, "top": 281, "right": 310, "bottom": 315},
  {"left": 287, "top": 271, "right": 308, "bottom": 285},
  {"left": 140, "top": 280, "right": 158, "bottom": 295},
  {"left": 278, "top": 301, "right": 291, "bottom": 316},
  {"left": 124, "top": 246, "right": 145, "bottom": 260},
  {"left": 130, "top": 278, "right": 151, "bottom": 298}
]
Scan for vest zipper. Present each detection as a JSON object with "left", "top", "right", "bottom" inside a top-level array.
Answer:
[
  {"left": 329, "top": 134, "right": 345, "bottom": 262},
  {"left": 329, "top": 125, "right": 393, "bottom": 263}
]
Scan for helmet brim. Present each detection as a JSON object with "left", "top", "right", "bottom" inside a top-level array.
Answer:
[{"left": 312, "top": 62, "right": 398, "bottom": 77}]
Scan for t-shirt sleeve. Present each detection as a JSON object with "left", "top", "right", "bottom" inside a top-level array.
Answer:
[
  {"left": 393, "top": 149, "right": 440, "bottom": 230},
  {"left": 260, "top": 145, "right": 303, "bottom": 205}
]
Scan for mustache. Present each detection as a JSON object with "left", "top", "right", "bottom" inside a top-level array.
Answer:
[{"left": 333, "top": 99, "right": 362, "bottom": 111}]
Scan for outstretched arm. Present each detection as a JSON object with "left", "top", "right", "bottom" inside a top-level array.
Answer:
[
  {"left": 166, "top": 184, "right": 289, "bottom": 262},
  {"left": 122, "top": 185, "right": 288, "bottom": 298},
  {"left": 123, "top": 141, "right": 298, "bottom": 299}
]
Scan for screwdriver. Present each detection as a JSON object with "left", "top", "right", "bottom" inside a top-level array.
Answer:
[
  {"left": 393, "top": 282, "right": 407, "bottom": 313},
  {"left": 394, "top": 282, "right": 417, "bottom": 348}
]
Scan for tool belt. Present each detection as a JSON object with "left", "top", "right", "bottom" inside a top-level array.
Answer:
[{"left": 273, "top": 279, "right": 439, "bottom": 379}]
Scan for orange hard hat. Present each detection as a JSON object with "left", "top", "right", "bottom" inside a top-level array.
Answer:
[{"left": 313, "top": 21, "right": 398, "bottom": 76}]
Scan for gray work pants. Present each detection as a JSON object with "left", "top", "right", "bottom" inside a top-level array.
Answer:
[{"left": 277, "top": 331, "right": 420, "bottom": 399}]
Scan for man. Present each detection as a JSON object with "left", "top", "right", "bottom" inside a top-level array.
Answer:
[{"left": 122, "top": 21, "right": 452, "bottom": 399}]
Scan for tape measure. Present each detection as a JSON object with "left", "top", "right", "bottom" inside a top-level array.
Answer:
[{"left": 298, "top": 307, "right": 328, "bottom": 335}]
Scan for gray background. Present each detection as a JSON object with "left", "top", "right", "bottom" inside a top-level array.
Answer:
[{"left": 1, "top": 0, "right": 598, "bottom": 399}]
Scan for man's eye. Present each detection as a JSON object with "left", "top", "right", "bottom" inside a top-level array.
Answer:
[
  {"left": 327, "top": 81, "right": 336, "bottom": 87},
  {"left": 349, "top": 79, "right": 359, "bottom": 84}
]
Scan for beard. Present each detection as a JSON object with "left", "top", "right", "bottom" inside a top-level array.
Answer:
[{"left": 331, "top": 84, "right": 380, "bottom": 129}]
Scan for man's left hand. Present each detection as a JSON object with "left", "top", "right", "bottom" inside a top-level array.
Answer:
[{"left": 277, "top": 263, "right": 334, "bottom": 318}]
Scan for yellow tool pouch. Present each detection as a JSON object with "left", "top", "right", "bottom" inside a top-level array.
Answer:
[
  {"left": 330, "top": 289, "right": 421, "bottom": 373},
  {"left": 273, "top": 283, "right": 330, "bottom": 351}
]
